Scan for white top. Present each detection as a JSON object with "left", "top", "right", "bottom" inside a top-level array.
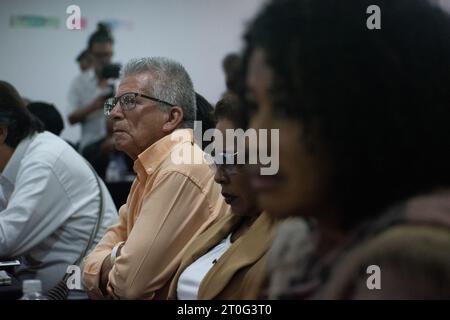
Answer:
[
  {"left": 0, "top": 132, "right": 118, "bottom": 291},
  {"left": 68, "top": 69, "right": 109, "bottom": 151},
  {"left": 177, "top": 233, "right": 233, "bottom": 300}
]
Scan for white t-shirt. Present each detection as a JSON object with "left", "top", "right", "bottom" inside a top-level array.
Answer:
[
  {"left": 177, "top": 233, "right": 233, "bottom": 300},
  {"left": 68, "top": 69, "right": 109, "bottom": 151}
]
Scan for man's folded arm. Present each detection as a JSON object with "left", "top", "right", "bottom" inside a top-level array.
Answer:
[
  {"left": 107, "top": 171, "right": 216, "bottom": 300},
  {"left": 83, "top": 203, "right": 128, "bottom": 299}
]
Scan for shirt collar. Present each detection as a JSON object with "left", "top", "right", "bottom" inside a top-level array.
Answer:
[
  {"left": 133, "top": 128, "right": 195, "bottom": 177},
  {"left": 2, "top": 134, "right": 34, "bottom": 185}
]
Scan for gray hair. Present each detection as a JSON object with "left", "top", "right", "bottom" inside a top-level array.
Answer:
[{"left": 121, "top": 57, "right": 197, "bottom": 128}]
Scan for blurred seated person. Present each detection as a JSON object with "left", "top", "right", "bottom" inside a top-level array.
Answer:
[
  {"left": 194, "top": 92, "right": 215, "bottom": 150},
  {"left": 28, "top": 101, "right": 79, "bottom": 149},
  {"left": 82, "top": 117, "right": 133, "bottom": 181},
  {"left": 222, "top": 53, "right": 242, "bottom": 95},
  {"left": 27, "top": 102, "right": 64, "bottom": 136},
  {"left": 168, "top": 93, "right": 277, "bottom": 299},
  {"left": 0, "top": 81, "right": 118, "bottom": 292}
]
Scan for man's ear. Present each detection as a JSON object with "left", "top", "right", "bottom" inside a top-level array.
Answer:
[
  {"left": 162, "top": 106, "right": 184, "bottom": 133},
  {"left": 0, "top": 126, "right": 8, "bottom": 145}
]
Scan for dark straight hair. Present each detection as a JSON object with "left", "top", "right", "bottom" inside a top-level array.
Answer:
[{"left": 0, "top": 81, "right": 43, "bottom": 148}]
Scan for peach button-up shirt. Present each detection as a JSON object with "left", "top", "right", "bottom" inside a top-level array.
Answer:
[{"left": 83, "top": 129, "right": 230, "bottom": 299}]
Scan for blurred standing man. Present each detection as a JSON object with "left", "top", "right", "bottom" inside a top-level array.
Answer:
[
  {"left": 83, "top": 57, "right": 229, "bottom": 299},
  {"left": 68, "top": 23, "right": 114, "bottom": 153}
]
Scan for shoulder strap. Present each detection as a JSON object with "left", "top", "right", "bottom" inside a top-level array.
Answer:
[
  {"left": 47, "top": 162, "right": 106, "bottom": 300},
  {"left": 75, "top": 161, "right": 105, "bottom": 266}
]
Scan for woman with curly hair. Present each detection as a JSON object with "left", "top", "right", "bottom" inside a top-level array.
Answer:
[{"left": 242, "top": 0, "right": 450, "bottom": 299}]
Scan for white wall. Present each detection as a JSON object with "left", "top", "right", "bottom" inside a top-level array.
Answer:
[{"left": 0, "top": 0, "right": 264, "bottom": 143}]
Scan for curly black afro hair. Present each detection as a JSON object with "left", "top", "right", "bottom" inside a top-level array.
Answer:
[{"left": 242, "top": 0, "right": 450, "bottom": 228}]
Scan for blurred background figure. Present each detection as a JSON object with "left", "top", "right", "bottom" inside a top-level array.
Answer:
[
  {"left": 68, "top": 23, "right": 117, "bottom": 153},
  {"left": 27, "top": 102, "right": 64, "bottom": 136},
  {"left": 82, "top": 117, "right": 133, "bottom": 182},
  {"left": 222, "top": 53, "right": 242, "bottom": 95},
  {"left": 195, "top": 92, "right": 215, "bottom": 150},
  {"left": 76, "top": 49, "right": 93, "bottom": 72},
  {"left": 82, "top": 117, "right": 134, "bottom": 209}
]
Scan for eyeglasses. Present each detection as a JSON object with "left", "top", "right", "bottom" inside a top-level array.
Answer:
[
  {"left": 204, "top": 152, "right": 240, "bottom": 175},
  {"left": 104, "top": 92, "right": 175, "bottom": 116}
]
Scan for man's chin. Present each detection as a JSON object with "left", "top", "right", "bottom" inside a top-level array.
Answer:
[{"left": 113, "top": 142, "right": 127, "bottom": 155}]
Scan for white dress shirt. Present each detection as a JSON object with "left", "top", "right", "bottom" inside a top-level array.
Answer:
[
  {"left": 68, "top": 69, "right": 109, "bottom": 152},
  {"left": 0, "top": 132, "right": 118, "bottom": 291},
  {"left": 177, "top": 233, "right": 232, "bottom": 300}
]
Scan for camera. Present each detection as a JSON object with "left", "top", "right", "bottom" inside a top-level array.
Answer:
[{"left": 100, "top": 63, "right": 121, "bottom": 80}]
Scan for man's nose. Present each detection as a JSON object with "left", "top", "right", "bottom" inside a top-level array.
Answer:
[{"left": 110, "top": 103, "right": 123, "bottom": 119}]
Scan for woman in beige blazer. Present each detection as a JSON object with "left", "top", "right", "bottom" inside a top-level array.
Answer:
[{"left": 168, "top": 94, "right": 277, "bottom": 300}]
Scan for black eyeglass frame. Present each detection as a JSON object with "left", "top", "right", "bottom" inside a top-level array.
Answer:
[{"left": 104, "top": 92, "right": 175, "bottom": 115}]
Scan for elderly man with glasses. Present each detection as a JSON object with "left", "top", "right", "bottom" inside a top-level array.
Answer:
[{"left": 83, "top": 57, "right": 230, "bottom": 300}]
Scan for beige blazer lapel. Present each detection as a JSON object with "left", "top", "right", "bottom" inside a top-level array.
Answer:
[
  {"left": 185, "top": 213, "right": 243, "bottom": 264},
  {"left": 168, "top": 213, "right": 242, "bottom": 299},
  {"left": 198, "top": 212, "right": 274, "bottom": 299}
]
